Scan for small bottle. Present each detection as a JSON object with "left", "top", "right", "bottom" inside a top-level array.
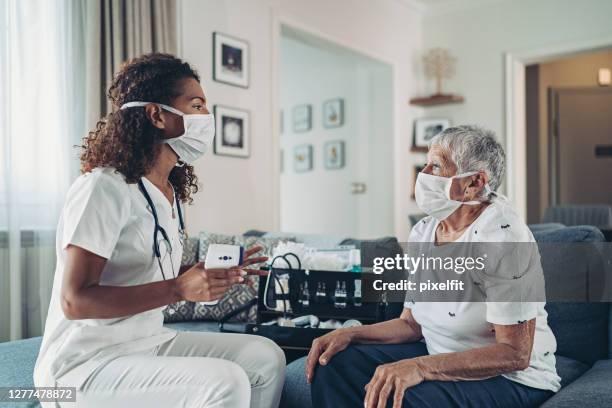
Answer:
[
  {"left": 349, "top": 249, "right": 362, "bottom": 272},
  {"left": 353, "top": 279, "right": 362, "bottom": 307},
  {"left": 301, "top": 281, "right": 310, "bottom": 308},
  {"left": 334, "top": 281, "right": 347, "bottom": 309},
  {"left": 317, "top": 282, "right": 327, "bottom": 304}
]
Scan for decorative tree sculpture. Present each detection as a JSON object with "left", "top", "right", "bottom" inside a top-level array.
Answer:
[{"left": 423, "top": 48, "right": 456, "bottom": 96}]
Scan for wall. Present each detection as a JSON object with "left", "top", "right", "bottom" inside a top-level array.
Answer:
[
  {"left": 279, "top": 32, "right": 394, "bottom": 238},
  {"left": 532, "top": 50, "right": 612, "bottom": 220},
  {"left": 421, "top": 0, "right": 612, "bottom": 203},
  {"left": 179, "top": 0, "right": 423, "bottom": 240}
]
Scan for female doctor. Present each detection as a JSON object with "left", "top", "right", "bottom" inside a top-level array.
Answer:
[{"left": 34, "top": 53, "right": 285, "bottom": 408}]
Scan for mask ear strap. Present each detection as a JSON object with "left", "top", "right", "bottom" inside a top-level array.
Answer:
[{"left": 120, "top": 101, "right": 184, "bottom": 116}]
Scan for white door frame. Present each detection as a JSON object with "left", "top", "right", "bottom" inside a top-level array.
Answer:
[
  {"left": 270, "top": 10, "right": 397, "bottom": 232},
  {"left": 504, "top": 34, "right": 612, "bottom": 219}
]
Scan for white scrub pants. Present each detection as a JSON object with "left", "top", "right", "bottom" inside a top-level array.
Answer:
[{"left": 72, "top": 331, "right": 286, "bottom": 408}]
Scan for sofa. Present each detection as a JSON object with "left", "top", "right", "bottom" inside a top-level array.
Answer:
[{"left": 0, "top": 224, "right": 610, "bottom": 408}]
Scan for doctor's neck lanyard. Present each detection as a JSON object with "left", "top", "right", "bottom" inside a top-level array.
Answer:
[{"left": 137, "top": 179, "right": 185, "bottom": 280}]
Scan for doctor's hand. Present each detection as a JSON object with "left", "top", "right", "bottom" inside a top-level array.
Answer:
[
  {"left": 305, "top": 328, "right": 355, "bottom": 384},
  {"left": 364, "top": 358, "right": 424, "bottom": 408},
  {"left": 238, "top": 245, "right": 269, "bottom": 275},
  {"left": 175, "top": 263, "right": 248, "bottom": 302}
]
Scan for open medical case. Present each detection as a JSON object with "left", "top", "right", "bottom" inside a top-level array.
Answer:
[{"left": 229, "top": 268, "right": 388, "bottom": 358}]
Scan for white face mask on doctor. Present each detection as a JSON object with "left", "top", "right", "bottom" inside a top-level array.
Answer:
[
  {"left": 414, "top": 171, "right": 489, "bottom": 222},
  {"left": 120, "top": 101, "right": 215, "bottom": 164}
]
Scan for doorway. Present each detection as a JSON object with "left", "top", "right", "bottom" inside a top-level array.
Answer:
[
  {"left": 550, "top": 87, "right": 612, "bottom": 206},
  {"left": 277, "top": 25, "right": 394, "bottom": 238},
  {"left": 523, "top": 49, "right": 612, "bottom": 222}
]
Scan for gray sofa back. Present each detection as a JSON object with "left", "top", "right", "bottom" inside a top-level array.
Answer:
[
  {"left": 534, "top": 225, "right": 609, "bottom": 365},
  {"left": 543, "top": 205, "right": 612, "bottom": 227}
]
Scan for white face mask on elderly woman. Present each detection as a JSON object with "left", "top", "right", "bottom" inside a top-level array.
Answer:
[
  {"left": 414, "top": 171, "right": 486, "bottom": 222},
  {"left": 120, "top": 101, "right": 215, "bottom": 164}
]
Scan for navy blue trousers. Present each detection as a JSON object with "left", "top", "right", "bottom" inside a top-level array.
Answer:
[{"left": 311, "top": 342, "right": 553, "bottom": 408}]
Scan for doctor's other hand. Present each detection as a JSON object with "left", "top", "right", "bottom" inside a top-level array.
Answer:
[
  {"left": 175, "top": 262, "right": 246, "bottom": 302},
  {"left": 239, "top": 245, "right": 269, "bottom": 275},
  {"left": 305, "top": 328, "right": 355, "bottom": 384}
]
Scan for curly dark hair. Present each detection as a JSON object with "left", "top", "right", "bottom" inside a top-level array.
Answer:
[{"left": 80, "top": 53, "right": 200, "bottom": 203}]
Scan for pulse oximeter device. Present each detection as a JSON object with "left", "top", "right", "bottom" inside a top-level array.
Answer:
[
  {"left": 199, "top": 244, "right": 245, "bottom": 306},
  {"left": 205, "top": 244, "right": 244, "bottom": 269}
]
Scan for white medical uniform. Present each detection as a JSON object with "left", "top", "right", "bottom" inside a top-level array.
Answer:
[
  {"left": 34, "top": 167, "right": 285, "bottom": 407},
  {"left": 404, "top": 201, "right": 561, "bottom": 392}
]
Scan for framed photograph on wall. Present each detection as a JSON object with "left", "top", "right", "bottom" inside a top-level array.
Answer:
[
  {"left": 213, "top": 32, "right": 249, "bottom": 88},
  {"left": 293, "top": 104, "right": 312, "bottom": 133},
  {"left": 324, "top": 140, "right": 345, "bottom": 169},
  {"left": 294, "top": 144, "right": 313, "bottom": 172},
  {"left": 412, "top": 118, "right": 451, "bottom": 152},
  {"left": 213, "top": 105, "right": 250, "bottom": 158},
  {"left": 323, "top": 98, "right": 344, "bottom": 128}
]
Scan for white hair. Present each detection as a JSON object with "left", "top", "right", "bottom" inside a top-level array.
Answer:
[{"left": 430, "top": 125, "right": 505, "bottom": 198}]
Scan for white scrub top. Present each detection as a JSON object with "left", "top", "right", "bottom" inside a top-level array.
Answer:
[
  {"left": 405, "top": 201, "right": 561, "bottom": 392},
  {"left": 34, "top": 167, "right": 182, "bottom": 389}
]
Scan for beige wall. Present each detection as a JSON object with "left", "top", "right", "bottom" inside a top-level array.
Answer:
[{"left": 179, "top": 0, "right": 423, "bottom": 240}]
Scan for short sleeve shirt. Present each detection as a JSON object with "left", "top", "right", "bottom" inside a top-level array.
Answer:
[
  {"left": 404, "top": 201, "right": 561, "bottom": 392},
  {"left": 34, "top": 168, "right": 182, "bottom": 388}
]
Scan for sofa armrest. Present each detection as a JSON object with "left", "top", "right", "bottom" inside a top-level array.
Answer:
[{"left": 541, "top": 359, "right": 612, "bottom": 407}]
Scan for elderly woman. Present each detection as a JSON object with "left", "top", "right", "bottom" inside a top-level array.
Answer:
[{"left": 305, "top": 125, "right": 560, "bottom": 408}]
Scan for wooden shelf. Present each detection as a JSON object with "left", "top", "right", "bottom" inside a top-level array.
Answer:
[{"left": 409, "top": 94, "right": 464, "bottom": 107}]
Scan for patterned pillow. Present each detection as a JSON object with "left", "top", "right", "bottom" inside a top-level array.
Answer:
[{"left": 191, "top": 235, "right": 295, "bottom": 323}]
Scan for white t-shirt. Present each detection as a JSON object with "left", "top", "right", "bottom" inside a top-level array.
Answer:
[
  {"left": 404, "top": 201, "right": 561, "bottom": 392},
  {"left": 34, "top": 167, "right": 182, "bottom": 389}
]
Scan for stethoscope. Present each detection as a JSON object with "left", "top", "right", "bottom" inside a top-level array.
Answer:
[{"left": 138, "top": 179, "right": 185, "bottom": 280}]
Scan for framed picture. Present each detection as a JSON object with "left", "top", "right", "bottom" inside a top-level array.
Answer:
[
  {"left": 293, "top": 104, "right": 312, "bottom": 133},
  {"left": 411, "top": 164, "right": 426, "bottom": 198},
  {"left": 324, "top": 140, "right": 345, "bottom": 170},
  {"left": 323, "top": 98, "right": 344, "bottom": 128},
  {"left": 213, "top": 32, "right": 249, "bottom": 88},
  {"left": 412, "top": 118, "right": 451, "bottom": 152},
  {"left": 213, "top": 105, "right": 250, "bottom": 158},
  {"left": 294, "top": 144, "right": 313, "bottom": 172}
]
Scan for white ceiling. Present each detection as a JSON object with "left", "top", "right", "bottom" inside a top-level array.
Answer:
[{"left": 399, "top": 0, "right": 508, "bottom": 16}]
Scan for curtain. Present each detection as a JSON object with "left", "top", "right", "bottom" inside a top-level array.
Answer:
[
  {"left": 0, "top": 0, "right": 177, "bottom": 342},
  {"left": 84, "top": 0, "right": 177, "bottom": 124},
  {"left": 0, "top": 0, "right": 82, "bottom": 342}
]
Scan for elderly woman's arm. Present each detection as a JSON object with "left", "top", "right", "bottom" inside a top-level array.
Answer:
[{"left": 364, "top": 319, "right": 536, "bottom": 408}]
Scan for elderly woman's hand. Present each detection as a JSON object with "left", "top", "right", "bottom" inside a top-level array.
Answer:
[
  {"left": 364, "top": 358, "right": 425, "bottom": 408},
  {"left": 305, "top": 328, "right": 355, "bottom": 384}
]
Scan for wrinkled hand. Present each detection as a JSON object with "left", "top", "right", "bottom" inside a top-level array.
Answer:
[
  {"left": 364, "top": 358, "right": 425, "bottom": 408},
  {"left": 305, "top": 328, "right": 355, "bottom": 384}
]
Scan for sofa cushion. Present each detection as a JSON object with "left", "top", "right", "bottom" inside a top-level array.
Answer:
[
  {"left": 546, "top": 302, "right": 609, "bottom": 365},
  {"left": 554, "top": 355, "right": 590, "bottom": 388},
  {"left": 0, "top": 337, "right": 41, "bottom": 389},
  {"left": 535, "top": 225, "right": 605, "bottom": 243},
  {"left": 541, "top": 359, "right": 612, "bottom": 407}
]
